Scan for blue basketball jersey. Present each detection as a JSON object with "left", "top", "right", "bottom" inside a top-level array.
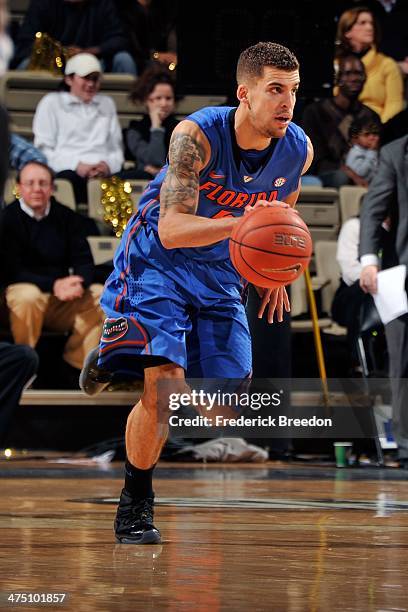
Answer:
[
  {"left": 124, "top": 106, "right": 308, "bottom": 263},
  {"left": 99, "top": 106, "right": 307, "bottom": 375}
]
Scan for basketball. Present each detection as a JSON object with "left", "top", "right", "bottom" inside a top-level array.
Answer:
[{"left": 229, "top": 204, "right": 312, "bottom": 288}]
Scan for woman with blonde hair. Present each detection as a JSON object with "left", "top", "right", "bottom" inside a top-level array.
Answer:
[{"left": 335, "top": 6, "right": 404, "bottom": 123}]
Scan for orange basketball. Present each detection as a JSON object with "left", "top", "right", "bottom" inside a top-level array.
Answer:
[{"left": 229, "top": 204, "right": 312, "bottom": 288}]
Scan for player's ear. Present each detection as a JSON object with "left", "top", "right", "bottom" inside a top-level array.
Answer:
[{"left": 237, "top": 84, "right": 249, "bottom": 105}]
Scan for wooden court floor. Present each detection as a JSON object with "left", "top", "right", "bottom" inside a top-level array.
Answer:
[{"left": 1, "top": 460, "right": 408, "bottom": 611}]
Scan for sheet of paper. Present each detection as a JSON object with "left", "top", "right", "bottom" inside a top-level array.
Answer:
[{"left": 373, "top": 265, "right": 408, "bottom": 325}]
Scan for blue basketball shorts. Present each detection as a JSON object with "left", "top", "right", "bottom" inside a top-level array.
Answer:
[{"left": 98, "top": 224, "right": 252, "bottom": 379}]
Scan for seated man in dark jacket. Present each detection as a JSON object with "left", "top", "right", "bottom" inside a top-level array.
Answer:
[
  {"left": 11, "top": 0, "right": 136, "bottom": 75},
  {"left": 0, "top": 161, "right": 104, "bottom": 373},
  {"left": 301, "top": 55, "right": 380, "bottom": 188}
]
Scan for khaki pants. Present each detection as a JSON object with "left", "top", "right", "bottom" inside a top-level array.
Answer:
[{"left": 5, "top": 283, "right": 104, "bottom": 370}]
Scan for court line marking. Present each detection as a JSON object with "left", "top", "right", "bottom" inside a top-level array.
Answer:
[{"left": 67, "top": 497, "right": 408, "bottom": 511}]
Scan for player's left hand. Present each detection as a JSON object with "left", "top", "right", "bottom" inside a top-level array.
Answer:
[{"left": 256, "top": 285, "right": 290, "bottom": 323}]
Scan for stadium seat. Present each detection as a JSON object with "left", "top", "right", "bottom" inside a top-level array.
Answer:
[
  {"left": 87, "top": 236, "right": 120, "bottom": 266},
  {"left": 3, "top": 175, "right": 17, "bottom": 204},
  {"left": 339, "top": 185, "right": 368, "bottom": 223},
  {"left": 52, "top": 178, "right": 76, "bottom": 210},
  {"left": 0, "top": 71, "right": 136, "bottom": 137},
  {"left": 296, "top": 186, "right": 340, "bottom": 244},
  {"left": 314, "top": 240, "right": 347, "bottom": 336},
  {"left": 291, "top": 241, "right": 347, "bottom": 336},
  {"left": 290, "top": 274, "right": 333, "bottom": 332},
  {"left": 0, "top": 71, "right": 227, "bottom": 138}
]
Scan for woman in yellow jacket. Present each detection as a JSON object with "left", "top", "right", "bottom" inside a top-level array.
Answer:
[{"left": 335, "top": 6, "right": 404, "bottom": 123}]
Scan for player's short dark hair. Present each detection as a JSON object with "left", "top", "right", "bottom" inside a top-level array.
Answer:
[
  {"left": 16, "top": 161, "right": 55, "bottom": 184},
  {"left": 349, "top": 116, "right": 381, "bottom": 140},
  {"left": 236, "top": 42, "right": 299, "bottom": 83}
]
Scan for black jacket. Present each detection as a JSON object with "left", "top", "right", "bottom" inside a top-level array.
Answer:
[
  {"left": 126, "top": 114, "right": 179, "bottom": 170},
  {"left": 0, "top": 198, "right": 95, "bottom": 292},
  {"left": 360, "top": 135, "right": 408, "bottom": 270},
  {"left": 301, "top": 98, "right": 380, "bottom": 175},
  {"left": 12, "top": 0, "right": 127, "bottom": 67}
]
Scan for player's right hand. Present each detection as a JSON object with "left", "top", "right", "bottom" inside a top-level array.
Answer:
[{"left": 360, "top": 265, "right": 378, "bottom": 294}]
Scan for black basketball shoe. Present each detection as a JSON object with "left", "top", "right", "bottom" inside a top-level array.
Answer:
[
  {"left": 114, "top": 489, "right": 161, "bottom": 545},
  {"left": 79, "top": 347, "right": 113, "bottom": 396}
]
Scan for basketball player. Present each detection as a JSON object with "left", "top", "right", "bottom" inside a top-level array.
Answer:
[{"left": 80, "top": 42, "right": 313, "bottom": 544}]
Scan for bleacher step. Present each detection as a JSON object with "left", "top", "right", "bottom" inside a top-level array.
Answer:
[
  {"left": 20, "top": 390, "right": 139, "bottom": 406},
  {"left": 20, "top": 389, "right": 356, "bottom": 407}
]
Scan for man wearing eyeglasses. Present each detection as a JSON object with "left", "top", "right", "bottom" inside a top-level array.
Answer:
[
  {"left": 0, "top": 161, "right": 104, "bottom": 384},
  {"left": 33, "top": 53, "right": 124, "bottom": 206}
]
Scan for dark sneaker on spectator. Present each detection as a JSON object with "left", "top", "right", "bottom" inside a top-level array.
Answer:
[
  {"left": 115, "top": 489, "right": 161, "bottom": 544},
  {"left": 79, "top": 347, "right": 113, "bottom": 396}
]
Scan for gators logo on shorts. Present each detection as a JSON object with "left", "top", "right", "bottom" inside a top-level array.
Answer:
[{"left": 102, "top": 317, "right": 128, "bottom": 342}]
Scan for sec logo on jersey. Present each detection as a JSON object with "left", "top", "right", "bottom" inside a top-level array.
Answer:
[{"left": 274, "top": 177, "right": 287, "bottom": 187}]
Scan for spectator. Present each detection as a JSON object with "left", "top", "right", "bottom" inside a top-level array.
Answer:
[
  {"left": 0, "top": 161, "right": 104, "bottom": 382},
  {"left": 336, "top": 1, "right": 408, "bottom": 79},
  {"left": 0, "top": 343, "right": 38, "bottom": 448},
  {"left": 332, "top": 216, "right": 366, "bottom": 373},
  {"left": 116, "top": 0, "right": 177, "bottom": 75},
  {"left": 33, "top": 53, "right": 124, "bottom": 206},
  {"left": 331, "top": 214, "right": 388, "bottom": 373},
  {"left": 9, "top": 133, "right": 47, "bottom": 170},
  {"left": 0, "top": 1, "right": 39, "bottom": 448},
  {"left": 11, "top": 0, "right": 137, "bottom": 75},
  {"left": 302, "top": 55, "right": 380, "bottom": 187},
  {"left": 359, "top": 134, "right": 408, "bottom": 468},
  {"left": 343, "top": 116, "right": 380, "bottom": 186},
  {"left": 123, "top": 66, "right": 179, "bottom": 179},
  {"left": 335, "top": 6, "right": 404, "bottom": 122}
]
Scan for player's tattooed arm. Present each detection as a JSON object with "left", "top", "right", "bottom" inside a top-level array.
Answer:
[
  {"left": 160, "top": 122, "right": 208, "bottom": 220},
  {"left": 158, "top": 120, "right": 239, "bottom": 249}
]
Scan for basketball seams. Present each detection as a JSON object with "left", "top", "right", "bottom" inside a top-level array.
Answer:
[
  {"left": 251, "top": 222, "right": 310, "bottom": 232},
  {"left": 228, "top": 204, "right": 312, "bottom": 288},
  {"left": 230, "top": 238, "right": 310, "bottom": 259},
  {"left": 243, "top": 222, "right": 311, "bottom": 235},
  {"left": 238, "top": 244, "right": 293, "bottom": 286}
]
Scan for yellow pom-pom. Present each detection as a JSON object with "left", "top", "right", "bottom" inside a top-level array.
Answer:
[{"left": 99, "top": 177, "right": 135, "bottom": 237}]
